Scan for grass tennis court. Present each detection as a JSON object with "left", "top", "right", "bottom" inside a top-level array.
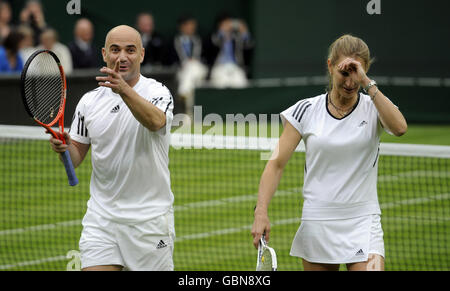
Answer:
[{"left": 0, "top": 124, "right": 449, "bottom": 270}]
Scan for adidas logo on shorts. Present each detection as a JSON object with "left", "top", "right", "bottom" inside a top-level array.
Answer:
[
  {"left": 156, "top": 240, "right": 167, "bottom": 249},
  {"left": 355, "top": 249, "right": 364, "bottom": 256}
]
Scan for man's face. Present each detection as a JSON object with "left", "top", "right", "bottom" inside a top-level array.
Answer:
[
  {"left": 40, "top": 31, "right": 56, "bottom": 50},
  {"left": 76, "top": 20, "right": 94, "bottom": 43},
  {"left": 137, "top": 14, "right": 154, "bottom": 35},
  {"left": 180, "top": 20, "right": 197, "bottom": 36},
  {"left": 102, "top": 27, "right": 145, "bottom": 83}
]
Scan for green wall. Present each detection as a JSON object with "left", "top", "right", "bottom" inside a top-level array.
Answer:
[
  {"left": 251, "top": 0, "right": 450, "bottom": 78},
  {"left": 194, "top": 84, "right": 450, "bottom": 124}
]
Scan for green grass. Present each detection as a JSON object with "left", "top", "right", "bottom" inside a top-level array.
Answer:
[
  {"left": 0, "top": 124, "right": 449, "bottom": 270},
  {"left": 380, "top": 125, "right": 450, "bottom": 145}
]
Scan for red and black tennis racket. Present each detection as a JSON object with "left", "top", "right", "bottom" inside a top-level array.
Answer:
[{"left": 20, "top": 49, "right": 78, "bottom": 186}]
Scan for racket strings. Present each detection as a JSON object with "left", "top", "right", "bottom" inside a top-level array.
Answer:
[
  {"left": 25, "top": 73, "right": 62, "bottom": 123},
  {"left": 26, "top": 62, "right": 62, "bottom": 121},
  {"left": 260, "top": 248, "right": 273, "bottom": 269},
  {"left": 23, "top": 52, "right": 64, "bottom": 125}
]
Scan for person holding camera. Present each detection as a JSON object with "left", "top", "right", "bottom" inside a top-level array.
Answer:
[
  {"left": 205, "top": 13, "right": 254, "bottom": 88},
  {"left": 19, "top": 0, "right": 47, "bottom": 46}
]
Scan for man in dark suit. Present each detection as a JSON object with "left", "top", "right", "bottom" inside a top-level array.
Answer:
[
  {"left": 136, "top": 12, "right": 166, "bottom": 67},
  {"left": 68, "top": 18, "right": 99, "bottom": 69}
]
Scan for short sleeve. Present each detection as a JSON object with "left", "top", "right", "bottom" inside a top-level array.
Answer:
[
  {"left": 280, "top": 99, "right": 312, "bottom": 136},
  {"left": 69, "top": 98, "right": 90, "bottom": 144},
  {"left": 148, "top": 84, "right": 174, "bottom": 135}
]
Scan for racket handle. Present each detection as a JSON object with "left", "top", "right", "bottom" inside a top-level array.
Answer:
[{"left": 61, "top": 151, "right": 79, "bottom": 186}]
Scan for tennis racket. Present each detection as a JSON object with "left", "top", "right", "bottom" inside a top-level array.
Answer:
[
  {"left": 20, "top": 49, "right": 78, "bottom": 186},
  {"left": 256, "top": 234, "right": 278, "bottom": 271}
]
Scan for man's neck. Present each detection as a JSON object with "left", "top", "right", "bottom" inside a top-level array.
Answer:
[{"left": 126, "top": 73, "right": 141, "bottom": 88}]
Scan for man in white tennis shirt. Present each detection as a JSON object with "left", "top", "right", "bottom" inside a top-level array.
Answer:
[{"left": 49, "top": 25, "right": 175, "bottom": 271}]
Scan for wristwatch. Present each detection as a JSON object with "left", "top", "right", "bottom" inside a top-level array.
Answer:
[{"left": 364, "top": 80, "right": 377, "bottom": 93}]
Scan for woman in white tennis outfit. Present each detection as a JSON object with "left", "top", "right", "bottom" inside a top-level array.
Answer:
[{"left": 251, "top": 35, "right": 408, "bottom": 271}]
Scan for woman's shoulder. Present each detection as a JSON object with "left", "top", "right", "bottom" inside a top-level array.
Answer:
[
  {"left": 281, "top": 93, "right": 326, "bottom": 126},
  {"left": 290, "top": 93, "right": 326, "bottom": 109}
]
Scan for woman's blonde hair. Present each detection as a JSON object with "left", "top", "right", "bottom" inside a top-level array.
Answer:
[{"left": 327, "top": 34, "right": 374, "bottom": 91}]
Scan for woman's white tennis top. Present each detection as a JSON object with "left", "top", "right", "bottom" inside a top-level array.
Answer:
[{"left": 281, "top": 93, "right": 393, "bottom": 221}]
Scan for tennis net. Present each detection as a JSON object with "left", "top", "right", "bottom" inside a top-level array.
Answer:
[{"left": 0, "top": 125, "right": 449, "bottom": 270}]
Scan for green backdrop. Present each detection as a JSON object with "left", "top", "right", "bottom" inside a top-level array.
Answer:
[{"left": 9, "top": 0, "right": 450, "bottom": 78}]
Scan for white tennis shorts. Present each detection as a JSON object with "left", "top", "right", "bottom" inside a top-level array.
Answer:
[
  {"left": 79, "top": 208, "right": 175, "bottom": 271},
  {"left": 290, "top": 214, "right": 384, "bottom": 264}
]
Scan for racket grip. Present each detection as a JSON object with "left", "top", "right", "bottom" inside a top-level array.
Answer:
[{"left": 61, "top": 151, "right": 79, "bottom": 186}]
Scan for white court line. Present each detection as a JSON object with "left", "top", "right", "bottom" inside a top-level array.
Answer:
[
  {"left": 1, "top": 169, "right": 447, "bottom": 237},
  {"left": 0, "top": 255, "right": 66, "bottom": 270},
  {"left": 0, "top": 220, "right": 81, "bottom": 236},
  {"left": 176, "top": 192, "right": 450, "bottom": 243},
  {"left": 175, "top": 217, "right": 300, "bottom": 243},
  {"left": 379, "top": 193, "right": 450, "bottom": 209},
  {"left": 0, "top": 187, "right": 302, "bottom": 237},
  {"left": 174, "top": 187, "right": 301, "bottom": 212},
  {"left": 0, "top": 191, "right": 448, "bottom": 270}
]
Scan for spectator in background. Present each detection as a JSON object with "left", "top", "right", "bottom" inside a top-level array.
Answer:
[
  {"left": 0, "top": 29, "right": 24, "bottom": 73},
  {"left": 136, "top": 12, "right": 166, "bottom": 67},
  {"left": 0, "top": 1, "right": 12, "bottom": 44},
  {"left": 168, "top": 14, "right": 207, "bottom": 118},
  {"left": 68, "top": 18, "right": 99, "bottom": 69},
  {"left": 20, "top": 0, "right": 47, "bottom": 46},
  {"left": 17, "top": 24, "right": 36, "bottom": 62},
  {"left": 205, "top": 13, "right": 254, "bottom": 88},
  {"left": 38, "top": 28, "right": 73, "bottom": 74}
]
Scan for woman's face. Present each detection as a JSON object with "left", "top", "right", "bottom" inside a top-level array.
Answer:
[
  {"left": 328, "top": 55, "right": 366, "bottom": 99},
  {"left": 0, "top": 3, "right": 12, "bottom": 23}
]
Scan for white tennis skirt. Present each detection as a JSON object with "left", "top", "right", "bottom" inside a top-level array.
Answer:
[{"left": 290, "top": 214, "right": 384, "bottom": 264}]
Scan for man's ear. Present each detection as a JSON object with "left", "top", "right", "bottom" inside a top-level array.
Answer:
[
  {"left": 102, "top": 47, "right": 107, "bottom": 63},
  {"left": 140, "top": 47, "right": 145, "bottom": 64}
]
